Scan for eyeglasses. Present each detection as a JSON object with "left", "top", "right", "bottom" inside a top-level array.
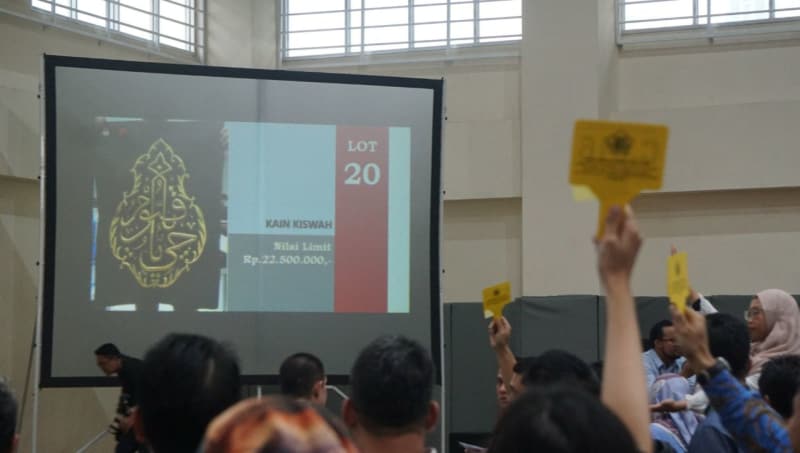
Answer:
[{"left": 744, "top": 308, "right": 764, "bottom": 321}]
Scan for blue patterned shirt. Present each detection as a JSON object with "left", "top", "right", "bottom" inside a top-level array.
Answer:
[{"left": 704, "top": 368, "right": 791, "bottom": 453}]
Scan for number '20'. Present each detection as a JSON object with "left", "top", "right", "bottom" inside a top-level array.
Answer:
[{"left": 344, "top": 162, "right": 381, "bottom": 185}]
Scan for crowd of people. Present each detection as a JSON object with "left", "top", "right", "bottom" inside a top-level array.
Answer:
[{"left": 2, "top": 205, "right": 800, "bottom": 453}]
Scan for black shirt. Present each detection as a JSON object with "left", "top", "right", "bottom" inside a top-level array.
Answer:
[{"left": 118, "top": 355, "right": 143, "bottom": 407}]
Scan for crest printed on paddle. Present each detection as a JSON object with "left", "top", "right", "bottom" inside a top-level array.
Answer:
[
  {"left": 668, "top": 251, "right": 690, "bottom": 314},
  {"left": 483, "top": 281, "right": 511, "bottom": 320},
  {"left": 570, "top": 120, "right": 668, "bottom": 237}
]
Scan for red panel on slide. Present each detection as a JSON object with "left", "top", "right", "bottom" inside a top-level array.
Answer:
[{"left": 334, "top": 126, "right": 389, "bottom": 312}]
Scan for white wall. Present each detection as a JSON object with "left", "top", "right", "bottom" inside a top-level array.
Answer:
[
  {"left": 442, "top": 198, "right": 522, "bottom": 302},
  {"left": 616, "top": 45, "right": 800, "bottom": 192},
  {"left": 520, "top": 0, "right": 614, "bottom": 296},
  {"left": 615, "top": 43, "right": 800, "bottom": 296},
  {"left": 631, "top": 188, "right": 800, "bottom": 296},
  {"left": 516, "top": 1, "right": 800, "bottom": 298}
]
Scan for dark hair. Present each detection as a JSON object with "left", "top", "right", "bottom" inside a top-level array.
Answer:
[
  {"left": 706, "top": 313, "right": 751, "bottom": 380},
  {"left": 279, "top": 352, "right": 325, "bottom": 399},
  {"left": 0, "top": 383, "right": 16, "bottom": 453},
  {"left": 350, "top": 335, "right": 434, "bottom": 434},
  {"left": 758, "top": 355, "right": 800, "bottom": 418},
  {"left": 590, "top": 361, "right": 604, "bottom": 383},
  {"left": 521, "top": 350, "right": 600, "bottom": 397},
  {"left": 487, "top": 385, "right": 639, "bottom": 453},
  {"left": 512, "top": 356, "right": 535, "bottom": 375},
  {"left": 139, "top": 334, "right": 241, "bottom": 453},
  {"left": 94, "top": 343, "right": 121, "bottom": 357},
  {"left": 649, "top": 320, "right": 673, "bottom": 345}
]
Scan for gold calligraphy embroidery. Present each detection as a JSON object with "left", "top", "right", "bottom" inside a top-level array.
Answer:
[{"left": 110, "top": 138, "right": 206, "bottom": 288}]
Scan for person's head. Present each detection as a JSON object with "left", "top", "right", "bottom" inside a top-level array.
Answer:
[
  {"left": 279, "top": 353, "right": 327, "bottom": 406},
  {"left": 487, "top": 385, "right": 639, "bottom": 453},
  {"left": 649, "top": 320, "right": 680, "bottom": 362},
  {"left": 748, "top": 289, "right": 799, "bottom": 343},
  {"left": 94, "top": 343, "right": 122, "bottom": 376},
  {"left": 201, "top": 396, "right": 357, "bottom": 453},
  {"left": 759, "top": 355, "right": 800, "bottom": 419},
  {"left": 135, "top": 334, "right": 241, "bottom": 453},
  {"left": 0, "top": 383, "right": 18, "bottom": 453},
  {"left": 706, "top": 313, "right": 751, "bottom": 380},
  {"left": 521, "top": 350, "right": 600, "bottom": 397},
  {"left": 747, "top": 295, "right": 769, "bottom": 343},
  {"left": 343, "top": 335, "right": 438, "bottom": 439},
  {"left": 509, "top": 356, "right": 535, "bottom": 399},
  {"left": 495, "top": 370, "right": 509, "bottom": 411}
]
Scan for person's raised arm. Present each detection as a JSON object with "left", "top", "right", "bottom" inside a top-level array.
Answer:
[
  {"left": 596, "top": 206, "right": 652, "bottom": 453},
  {"left": 488, "top": 317, "right": 518, "bottom": 397}
]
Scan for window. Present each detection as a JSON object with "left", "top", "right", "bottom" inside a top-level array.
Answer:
[
  {"left": 31, "top": 0, "right": 202, "bottom": 55},
  {"left": 618, "top": 0, "right": 800, "bottom": 44},
  {"left": 281, "top": 0, "right": 522, "bottom": 59}
]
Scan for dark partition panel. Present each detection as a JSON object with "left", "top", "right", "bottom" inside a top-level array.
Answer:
[
  {"left": 517, "top": 296, "right": 600, "bottom": 362},
  {"left": 599, "top": 296, "right": 672, "bottom": 356},
  {"left": 444, "top": 302, "right": 453, "bottom": 445},
  {"left": 709, "top": 295, "right": 755, "bottom": 319},
  {"left": 446, "top": 301, "right": 522, "bottom": 439}
]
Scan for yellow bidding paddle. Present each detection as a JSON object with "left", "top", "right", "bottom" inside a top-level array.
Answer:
[
  {"left": 570, "top": 120, "right": 669, "bottom": 237},
  {"left": 483, "top": 281, "right": 511, "bottom": 319},
  {"left": 668, "top": 252, "right": 690, "bottom": 313}
]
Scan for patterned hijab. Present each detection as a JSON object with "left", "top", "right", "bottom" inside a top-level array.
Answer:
[
  {"left": 649, "top": 374, "right": 701, "bottom": 449},
  {"left": 750, "top": 289, "right": 800, "bottom": 376},
  {"left": 201, "top": 396, "right": 359, "bottom": 453}
]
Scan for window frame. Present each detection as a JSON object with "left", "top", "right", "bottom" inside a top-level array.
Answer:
[
  {"left": 279, "top": 0, "right": 523, "bottom": 62},
  {"left": 28, "top": 0, "right": 205, "bottom": 62},
  {"left": 616, "top": 0, "right": 800, "bottom": 48}
]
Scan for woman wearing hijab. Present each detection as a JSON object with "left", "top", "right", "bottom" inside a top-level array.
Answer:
[
  {"left": 649, "top": 374, "right": 703, "bottom": 453},
  {"left": 746, "top": 289, "right": 800, "bottom": 390}
]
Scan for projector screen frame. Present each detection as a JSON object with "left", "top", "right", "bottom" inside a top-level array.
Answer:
[{"left": 39, "top": 54, "right": 444, "bottom": 388}]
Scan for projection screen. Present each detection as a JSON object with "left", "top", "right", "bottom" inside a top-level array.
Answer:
[{"left": 40, "top": 55, "right": 443, "bottom": 386}]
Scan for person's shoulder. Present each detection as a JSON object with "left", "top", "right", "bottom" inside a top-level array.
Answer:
[
  {"left": 642, "top": 349, "right": 660, "bottom": 368},
  {"left": 121, "top": 355, "right": 144, "bottom": 374}
]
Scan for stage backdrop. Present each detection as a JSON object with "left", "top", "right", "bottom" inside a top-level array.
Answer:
[{"left": 41, "top": 55, "right": 443, "bottom": 386}]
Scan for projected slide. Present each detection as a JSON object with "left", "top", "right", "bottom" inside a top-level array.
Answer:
[
  {"left": 226, "top": 123, "right": 409, "bottom": 313},
  {"left": 90, "top": 121, "right": 410, "bottom": 313}
]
